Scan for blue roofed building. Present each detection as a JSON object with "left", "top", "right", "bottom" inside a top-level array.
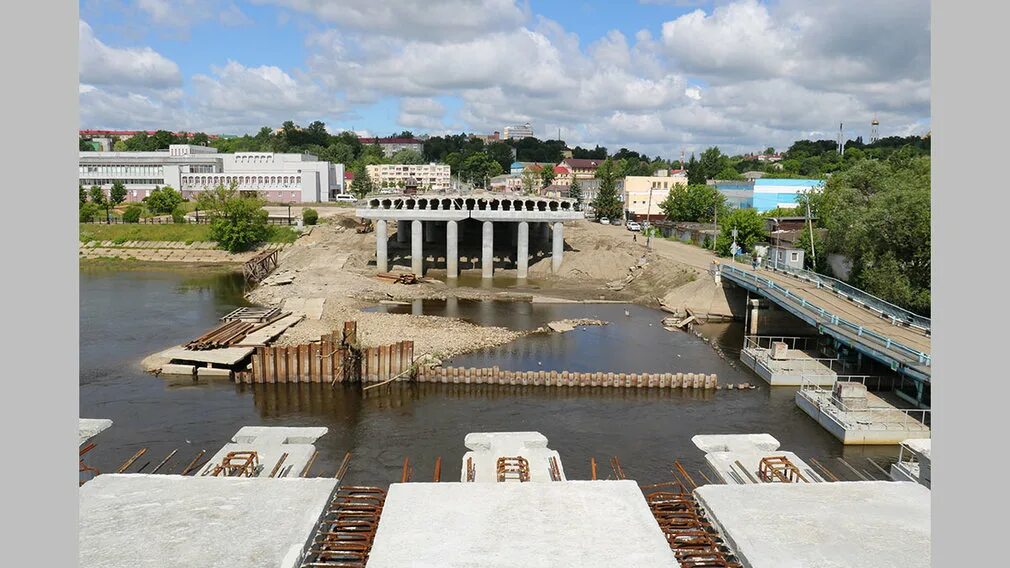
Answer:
[{"left": 752, "top": 178, "right": 824, "bottom": 212}]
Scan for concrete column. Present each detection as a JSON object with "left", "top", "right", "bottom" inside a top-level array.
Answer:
[
  {"left": 396, "top": 220, "right": 409, "bottom": 243},
  {"left": 375, "top": 219, "right": 388, "bottom": 272},
  {"left": 411, "top": 219, "right": 423, "bottom": 276},
  {"left": 482, "top": 220, "right": 494, "bottom": 279},
  {"left": 517, "top": 221, "right": 529, "bottom": 279},
  {"left": 446, "top": 220, "right": 458, "bottom": 279},
  {"left": 551, "top": 222, "right": 564, "bottom": 273}
]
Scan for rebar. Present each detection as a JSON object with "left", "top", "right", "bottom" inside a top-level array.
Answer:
[
  {"left": 301, "top": 450, "right": 320, "bottom": 478},
  {"left": 180, "top": 450, "right": 207, "bottom": 476},
  {"left": 496, "top": 456, "right": 530, "bottom": 482},
  {"left": 151, "top": 449, "right": 178, "bottom": 474},
  {"left": 300, "top": 485, "right": 387, "bottom": 568},
  {"left": 270, "top": 453, "right": 289, "bottom": 478},
  {"left": 115, "top": 448, "right": 148, "bottom": 474}
]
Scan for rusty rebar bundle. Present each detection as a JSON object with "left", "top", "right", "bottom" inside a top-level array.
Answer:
[
  {"left": 496, "top": 456, "right": 530, "bottom": 482},
  {"left": 757, "top": 456, "right": 808, "bottom": 483},
  {"left": 206, "top": 451, "right": 259, "bottom": 477},
  {"left": 643, "top": 489, "right": 742, "bottom": 567},
  {"left": 301, "top": 485, "right": 387, "bottom": 568}
]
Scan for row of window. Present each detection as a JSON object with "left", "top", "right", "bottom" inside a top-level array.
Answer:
[
  {"left": 80, "top": 165, "right": 164, "bottom": 175},
  {"left": 79, "top": 179, "right": 165, "bottom": 186},
  {"left": 181, "top": 175, "right": 302, "bottom": 187}
]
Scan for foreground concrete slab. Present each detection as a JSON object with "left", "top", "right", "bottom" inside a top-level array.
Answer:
[
  {"left": 367, "top": 480, "right": 677, "bottom": 568},
  {"left": 461, "top": 431, "right": 565, "bottom": 482},
  {"left": 692, "top": 434, "right": 823, "bottom": 484},
  {"left": 199, "top": 426, "right": 328, "bottom": 478},
  {"left": 696, "top": 481, "right": 930, "bottom": 568},
  {"left": 79, "top": 474, "right": 336, "bottom": 568},
  {"left": 80, "top": 418, "right": 113, "bottom": 446}
]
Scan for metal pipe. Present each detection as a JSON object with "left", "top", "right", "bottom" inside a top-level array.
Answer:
[
  {"left": 115, "top": 448, "right": 148, "bottom": 474},
  {"left": 335, "top": 452, "right": 352, "bottom": 480},
  {"left": 151, "top": 449, "right": 179, "bottom": 474},
  {"left": 300, "top": 450, "right": 320, "bottom": 478},
  {"left": 269, "top": 453, "right": 289, "bottom": 478},
  {"left": 180, "top": 450, "right": 206, "bottom": 476},
  {"left": 433, "top": 456, "right": 442, "bottom": 482}
]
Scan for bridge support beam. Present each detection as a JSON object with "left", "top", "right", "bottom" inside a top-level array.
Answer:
[
  {"left": 446, "top": 220, "right": 458, "bottom": 279},
  {"left": 482, "top": 221, "right": 494, "bottom": 279},
  {"left": 517, "top": 221, "right": 529, "bottom": 279},
  {"left": 375, "top": 219, "right": 388, "bottom": 273},
  {"left": 411, "top": 220, "right": 423, "bottom": 276},
  {"left": 551, "top": 222, "right": 564, "bottom": 273}
]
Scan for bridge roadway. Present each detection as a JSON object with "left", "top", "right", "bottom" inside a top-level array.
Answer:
[{"left": 718, "top": 260, "right": 931, "bottom": 383}]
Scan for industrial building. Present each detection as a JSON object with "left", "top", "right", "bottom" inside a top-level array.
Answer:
[
  {"left": 710, "top": 178, "right": 824, "bottom": 213},
  {"left": 79, "top": 145, "right": 346, "bottom": 203}
]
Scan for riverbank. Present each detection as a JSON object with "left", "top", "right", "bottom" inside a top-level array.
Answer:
[{"left": 238, "top": 211, "right": 740, "bottom": 360}]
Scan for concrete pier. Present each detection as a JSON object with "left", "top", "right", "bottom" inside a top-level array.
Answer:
[
  {"left": 446, "top": 219, "right": 458, "bottom": 279},
  {"left": 517, "top": 221, "right": 529, "bottom": 279},
  {"left": 198, "top": 426, "right": 329, "bottom": 478},
  {"left": 411, "top": 219, "right": 423, "bottom": 276},
  {"left": 460, "top": 432, "right": 565, "bottom": 483},
  {"left": 396, "top": 220, "right": 408, "bottom": 243},
  {"left": 691, "top": 434, "right": 824, "bottom": 484},
  {"left": 482, "top": 220, "right": 493, "bottom": 279},
  {"left": 552, "top": 221, "right": 564, "bottom": 272},
  {"left": 356, "top": 193, "right": 581, "bottom": 279},
  {"left": 79, "top": 418, "right": 113, "bottom": 446},
  {"left": 375, "top": 219, "right": 387, "bottom": 272}
]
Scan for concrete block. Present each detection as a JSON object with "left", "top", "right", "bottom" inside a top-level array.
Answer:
[
  {"left": 197, "top": 367, "right": 233, "bottom": 379},
  {"left": 160, "top": 364, "right": 195, "bottom": 376},
  {"left": 769, "top": 341, "right": 788, "bottom": 359}
]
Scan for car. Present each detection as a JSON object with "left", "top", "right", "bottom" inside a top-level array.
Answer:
[
  {"left": 626, "top": 221, "right": 641, "bottom": 231},
  {"left": 332, "top": 194, "right": 356, "bottom": 202},
  {"left": 599, "top": 217, "right": 610, "bottom": 225}
]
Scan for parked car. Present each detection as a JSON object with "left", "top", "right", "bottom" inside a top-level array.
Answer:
[
  {"left": 626, "top": 221, "right": 641, "bottom": 231},
  {"left": 332, "top": 194, "right": 356, "bottom": 202},
  {"left": 599, "top": 217, "right": 610, "bottom": 225}
]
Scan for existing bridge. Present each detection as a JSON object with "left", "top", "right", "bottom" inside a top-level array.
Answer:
[
  {"left": 356, "top": 193, "right": 582, "bottom": 278},
  {"left": 717, "top": 260, "right": 931, "bottom": 385}
]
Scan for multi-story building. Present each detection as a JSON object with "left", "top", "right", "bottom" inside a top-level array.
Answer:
[
  {"left": 503, "top": 122, "right": 534, "bottom": 140},
  {"left": 366, "top": 163, "right": 451, "bottom": 192},
  {"left": 752, "top": 178, "right": 823, "bottom": 212},
  {"left": 358, "top": 137, "right": 425, "bottom": 157},
  {"left": 489, "top": 173, "right": 524, "bottom": 192},
  {"left": 79, "top": 145, "right": 345, "bottom": 203},
  {"left": 555, "top": 158, "right": 604, "bottom": 184},
  {"left": 623, "top": 172, "right": 688, "bottom": 222}
]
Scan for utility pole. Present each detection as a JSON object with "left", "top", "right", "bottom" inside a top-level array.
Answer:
[
  {"left": 712, "top": 203, "right": 718, "bottom": 251},
  {"left": 645, "top": 185, "right": 655, "bottom": 249},
  {"left": 805, "top": 196, "right": 817, "bottom": 270}
]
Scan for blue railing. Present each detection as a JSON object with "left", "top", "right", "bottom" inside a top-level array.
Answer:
[
  {"left": 762, "top": 258, "right": 930, "bottom": 333},
  {"left": 719, "top": 263, "right": 931, "bottom": 369}
]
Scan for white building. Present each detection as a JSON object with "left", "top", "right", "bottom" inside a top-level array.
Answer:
[
  {"left": 366, "top": 163, "right": 451, "bottom": 191},
  {"left": 622, "top": 170, "right": 689, "bottom": 221},
  {"left": 358, "top": 137, "right": 424, "bottom": 157},
  {"left": 503, "top": 122, "right": 534, "bottom": 140},
  {"left": 79, "top": 145, "right": 346, "bottom": 203}
]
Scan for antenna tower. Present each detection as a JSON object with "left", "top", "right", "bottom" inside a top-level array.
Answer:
[{"left": 837, "top": 122, "right": 845, "bottom": 156}]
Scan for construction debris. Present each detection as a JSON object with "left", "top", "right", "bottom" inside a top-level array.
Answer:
[
  {"left": 374, "top": 271, "right": 419, "bottom": 284},
  {"left": 221, "top": 307, "right": 280, "bottom": 322},
  {"left": 186, "top": 320, "right": 262, "bottom": 350}
]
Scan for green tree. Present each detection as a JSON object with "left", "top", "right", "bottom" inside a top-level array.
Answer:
[
  {"left": 715, "top": 208, "right": 766, "bottom": 256},
  {"left": 109, "top": 181, "right": 127, "bottom": 207},
  {"left": 122, "top": 205, "right": 143, "bottom": 223},
  {"left": 89, "top": 185, "right": 105, "bottom": 206},
  {"left": 520, "top": 169, "right": 539, "bottom": 195},
  {"left": 715, "top": 166, "right": 743, "bottom": 181},
  {"left": 540, "top": 167, "right": 556, "bottom": 189},
  {"left": 79, "top": 138, "right": 94, "bottom": 151},
  {"left": 144, "top": 186, "right": 184, "bottom": 214},
  {"left": 459, "top": 152, "right": 503, "bottom": 188},
  {"left": 302, "top": 208, "right": 319, "bottom": 226},
  {"left": 196, "top": 182, "right": 270, "bottom": 252},
  {"left": 568, "top": 178, "right": 582, "bottom": 207},
  {"left": 660, "top": 184, "right": 725, "bottom": 223},
  {"left": 686, "top": 154, "right": 706, "bottom": 185},
  {"left": 319, "top": 142, "right": 355, "bottom": 165},
  {"left": 350, "top": 163, "right": 375, "bottom": 198},
  {"left": 699, "top": 147, "right": 729, "bottom": 180},
  {"left": 191, "top": 132, "right": 210, "bottom": 146},
  {"left": 388, "top": 149, "right": 424, "bottom": 164},
  {"left": 112, "top": 139, "right": 128, "bottom": 151},
  {"left": 591, "top": 159, "right": 623, "bottom": 220},
  {"left": 79, "top": 185, "right": 87, "bottom": 207}
]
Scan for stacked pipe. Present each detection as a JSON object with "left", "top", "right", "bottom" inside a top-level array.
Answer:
[{"left": 186, "top": 320, "right": 259, "bottom": 350}]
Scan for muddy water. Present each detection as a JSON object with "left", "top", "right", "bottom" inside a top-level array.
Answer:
[{"left": 81, "top": 269, "right": 899, "bottom": 486}]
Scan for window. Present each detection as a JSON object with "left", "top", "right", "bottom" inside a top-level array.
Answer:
[{"left": 790, "top": 252, "right": 799, "bottom": 262}]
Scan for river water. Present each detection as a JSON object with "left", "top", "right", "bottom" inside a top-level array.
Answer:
[{"left": 80, "top": 268, "right": 899, "bottom": 486}]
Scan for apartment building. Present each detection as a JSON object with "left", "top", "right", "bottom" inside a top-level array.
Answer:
[{"left": 366, "top": 163, "right": 452, "bottom": 191}]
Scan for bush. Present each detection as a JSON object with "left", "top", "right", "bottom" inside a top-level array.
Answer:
[
  {"left": 79, "top": 202, "right": 100, "bottom": 222},
  {"left": 302, "top": 208, "right": 319, "bottom": 226},
  {"left": 171, "top": 205, "right": 187, "bottom": 224},
  {"left": 144, "top": 186, "right": 184, "bottom": 214},
  {"left": 122, "top": 205, "right": 143, "bottom": 223}
]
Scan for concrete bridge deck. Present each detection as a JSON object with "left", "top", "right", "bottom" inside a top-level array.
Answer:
[{"left": 718, "top": 260, "right": 931, "bottom": 383}]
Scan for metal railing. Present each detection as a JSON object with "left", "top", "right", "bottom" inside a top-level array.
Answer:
[
  {"left": 798, "top": 376, "right": 932, "bottom": 431},
  {"left": 743, "top": 343, "right": 842, "bottom": 376},
  {"left": 721, "top": 263, "right": 931, "bottom": 368},
  {"left": 762, "top": 257, "right": 931, "bottom": 333}
]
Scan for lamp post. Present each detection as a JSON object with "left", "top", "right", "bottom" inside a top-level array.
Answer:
[{"left": 288, "top": 203, "right": 292, "bottom": 225}]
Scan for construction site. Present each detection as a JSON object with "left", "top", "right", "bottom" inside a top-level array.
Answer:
[{"left": 79, "top": 423, "right": 930, "bottom": 568}]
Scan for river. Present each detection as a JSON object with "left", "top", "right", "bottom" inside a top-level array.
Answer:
[{"left": 80, "top": 267, "right": 899, "bottom": 485}]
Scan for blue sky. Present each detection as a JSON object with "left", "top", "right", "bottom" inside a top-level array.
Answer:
[{"left": 79, "top": 0, "right": 931, "bottom": 156}]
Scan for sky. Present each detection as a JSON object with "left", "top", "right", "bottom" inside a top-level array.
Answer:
[{"left": 79, "top": 0, "right": 931, "bottom": 157}]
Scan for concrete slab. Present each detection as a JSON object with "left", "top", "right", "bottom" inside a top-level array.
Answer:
[
  {"left": 692, "top": 433, "right": 823, "bottom": 484},
  {"left": 367, "top": 480, "right": 677, "bottom": 568},
  {"left": 199, "top": 427, "right": 328, "bottom": 478},
  {"left": 692, "top": 434, "right": 780, "bottom": 453},
  {"left": 196, "top": 367, "right": 233, "bottom": 379},
  {"left": 159, "top": 346, "right": 256, "bottom": 367},
  {"left": 79, "top": 474, "right": 336, "bottom": 568},
  {"left": 695, "top": 481, "right": 930, "bottom": 568},
  {"left": 461, "top": 431, "right": 566, "bottom": 482},
  {"left": 80, "top": 418, "right": 113, "bottom": 446}
]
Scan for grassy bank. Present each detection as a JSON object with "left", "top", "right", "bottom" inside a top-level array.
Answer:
[
  {"left": 79, "top": 257, "right": 241, "bottom": 274},
  {"left": 79, "top": 223, "right": 299, "bottom": 245}
]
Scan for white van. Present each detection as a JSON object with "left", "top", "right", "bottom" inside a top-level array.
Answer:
[{"left": 332, "top": 194, "right": 356, "bottom": 202}]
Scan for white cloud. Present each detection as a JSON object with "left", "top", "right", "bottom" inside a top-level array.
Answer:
[
  {"left": 137, "top": 0, "right": 252, "bottom": 30},
  {"left": 78, "top": 20, "right": 181, "bottom": 88},
  {"left": 398, "top": 98, "right": 447, "bottom": 130}
]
